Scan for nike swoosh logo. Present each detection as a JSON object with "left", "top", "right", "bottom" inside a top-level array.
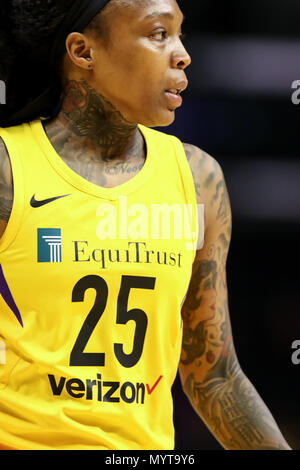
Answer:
[{"left": 30, "top": 194, "right": 71, "bottom": 208}]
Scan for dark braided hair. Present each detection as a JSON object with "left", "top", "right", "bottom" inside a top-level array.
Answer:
[{"left": 0, "top": 0, "right": 111, "bottom": 127}]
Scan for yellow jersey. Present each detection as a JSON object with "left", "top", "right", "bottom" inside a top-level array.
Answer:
[{"left": 0, "top": 119, "right": 199, "bottom": 450}]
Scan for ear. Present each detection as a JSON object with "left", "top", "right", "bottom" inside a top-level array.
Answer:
[{"left": 65, "top": 32, "right": 94, "bottom": 71}]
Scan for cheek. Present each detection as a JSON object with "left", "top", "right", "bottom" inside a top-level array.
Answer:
[
  {"left": 137, "top": 87, "right": 163, "bottom": 108},
  {"left": 119, "top": 53, "right": 165, "bottom": 97},
  {"left": 96, "top": 67, "right": 157, "bottom": 105},
  {"left": 96, "top": 44, "right": 166, "bottom": 99}
]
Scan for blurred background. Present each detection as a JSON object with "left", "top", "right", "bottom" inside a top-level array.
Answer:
[{"left": 166, "top": 0, "right": 300, "bottom": 450}]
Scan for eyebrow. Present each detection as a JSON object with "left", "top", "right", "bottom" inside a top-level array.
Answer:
[{"left": 143, "top": 11, "right": 185, "bottom": 22}]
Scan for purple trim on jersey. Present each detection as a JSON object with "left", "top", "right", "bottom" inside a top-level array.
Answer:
[{"left": 0, "top": 264, "right": 23, "bottom": 327}]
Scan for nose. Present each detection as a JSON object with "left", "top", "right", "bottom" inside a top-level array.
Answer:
[{"left": 171, "top": 41, "right": 192, "bottom": 70}]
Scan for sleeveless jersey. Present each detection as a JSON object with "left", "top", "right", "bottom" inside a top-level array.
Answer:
[{"left": 0, "top": 119, "right": 199, "bottom": 450}]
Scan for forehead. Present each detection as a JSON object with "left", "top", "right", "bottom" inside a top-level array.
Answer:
[{"left": 113, "top": 0, "right": 183, "bottom": 23}]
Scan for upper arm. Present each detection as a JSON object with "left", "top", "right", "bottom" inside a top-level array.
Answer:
[
  {"left": 179, "top": 144, "right": 241, "bottom": 389},
  {"left": 0, "top": 136, "right": 13, "bottom": 232}
]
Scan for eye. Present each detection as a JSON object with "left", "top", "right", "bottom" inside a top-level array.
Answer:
[
  {"left": 149, "top": 30, "right": 186, "bottom": 43},
  {"left": 150, "top": 30, "right": 167, "bottom": 41}
]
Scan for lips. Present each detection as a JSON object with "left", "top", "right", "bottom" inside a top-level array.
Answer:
[
  {"left": 165, "top": 91, "right": 183, "bottom": 108},
  {"left": 165, "top": 80, "right": 188, "bottom": 96},
  {"left": 164, "top": 80, "right": 187, "bottom": 108},
  {"left": 167, "top": 88, "right": 180, "bottom": 95}
]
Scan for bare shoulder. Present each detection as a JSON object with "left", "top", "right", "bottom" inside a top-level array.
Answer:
[
  {"left": 182, "top": 143, "right": 224, "bottom": 200},
  {"left": 0, "top": 137, "right": 13, "bottom": 234},
  {"left": 182, "top": 142, "right": 231, "bottom": 232}
]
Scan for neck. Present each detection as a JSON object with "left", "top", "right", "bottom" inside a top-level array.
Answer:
[{"left": 48, "top": 78, "right": 142, "bottom": 162}]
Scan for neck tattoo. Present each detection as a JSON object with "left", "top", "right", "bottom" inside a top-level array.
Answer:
[{"left": 57, "top": 79, "right": 142, "bottom": 162}]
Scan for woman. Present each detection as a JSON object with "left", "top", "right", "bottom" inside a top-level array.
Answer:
[{"left": 0, "top": 0, "right": 291, "bottom": 451}]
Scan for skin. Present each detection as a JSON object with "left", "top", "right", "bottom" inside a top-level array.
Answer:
[
  {"left": 180, "top": 144, "right": 291, "bottom": 449},
  {"left": 0, "top": 0, "right": 291, "bottom": 450},
  {"left": 0, "top": 138, "right": 13, "bottom": 237},
  {"left": 0, "top": 0, "right": 190, "bottom": 227}
]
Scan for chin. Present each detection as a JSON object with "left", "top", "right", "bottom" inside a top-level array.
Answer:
[{"left": 140, "top": 110, "right": 176, "bottom": 128}]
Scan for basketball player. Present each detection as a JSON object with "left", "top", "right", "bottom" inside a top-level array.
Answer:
[{"left": 0, "top": 0, "right": 291, "bottom": 450}]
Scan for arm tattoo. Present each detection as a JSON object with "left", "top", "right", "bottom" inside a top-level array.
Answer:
[
  {"left": 183, "top": 143, "right": 207, "bottom": 198},
  {"left": 212, "top": 179, "right": 231, "bottom": 226},
  {"left": 184, "top": 365, "right": 290, "bottom": 450},
  {"left": 180, "top": 144, "right": 290, "bottom": 449},
  {"left": 181, "top": 255, "right": 290, "bottom": 450}
]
